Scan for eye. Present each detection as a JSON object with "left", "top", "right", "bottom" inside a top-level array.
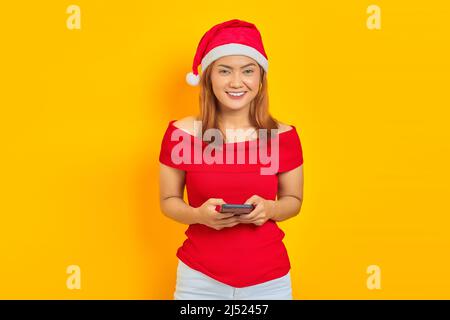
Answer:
[
  {"left": 244, "top": 69, "right": 254, "bottom": 74},
  {"left": 219, "top": 70, "right": 230, "bottom": 74}
]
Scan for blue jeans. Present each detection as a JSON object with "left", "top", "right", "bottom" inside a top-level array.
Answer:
[{"left": 174, "top": 259, "right": 293, "bottom": 300}]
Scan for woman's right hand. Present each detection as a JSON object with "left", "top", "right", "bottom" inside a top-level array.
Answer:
[{"left": 194, "top": 198, "right": 240, "bottom": 230}]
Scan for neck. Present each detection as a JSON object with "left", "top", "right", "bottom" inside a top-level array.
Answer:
[{"left": 217, "top": 104, "right": 253, "bottom": 130}]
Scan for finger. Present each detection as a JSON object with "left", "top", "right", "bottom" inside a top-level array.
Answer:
[
  {"left": 238, "top": 217, "right": 256, "bottom": 224},
  {"left": 216, "top": 212, "right": 236, "bottom": 220},
  {"left": 226, "top": 222, "right": 240, "bottom": 228},
  {"left": 209, "top": 198, "right": 226, "bottom": 205},
  {"left": 237, "top": 213, "right": 251, "bottom": 220},
  {"left": 236, "top": 217, "right": 255, "bottom": 225},
  {"left": 253, "top": 219, "right": 265, "bottom": 226},
  {"left": 238, "top": 208, "right": 261, "bottom": 221},
  {"left": 222, "top": 220, "right": 241, "bottom": 228},
  {"left": 236, "top": 218, "right": 253, "bottom": 224},
  {"left": 217, "top": 217, "right": 239, "bottom": 226},
  {"left": 244, "top": 195, "right": 258, "bottom": 205}
]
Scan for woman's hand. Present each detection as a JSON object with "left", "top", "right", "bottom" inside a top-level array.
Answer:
[
  {"left": 237, "top": 195, "right": 276, "bottom": 226},
  {"left": 195, "top": 198, "right": 240, "bottom": 230}
]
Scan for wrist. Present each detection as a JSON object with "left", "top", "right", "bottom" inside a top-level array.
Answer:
[
  {"left": 267, "top": 200, "right": 277, "bottom": 220},
  {"left": 191, "top": 206, "right": 202, "bottom": 224}
]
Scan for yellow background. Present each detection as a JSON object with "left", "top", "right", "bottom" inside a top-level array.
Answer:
[{"left": 1, "top": 1, "right": 449, "bottom": 299}]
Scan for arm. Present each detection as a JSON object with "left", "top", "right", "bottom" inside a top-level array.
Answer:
[
  {"left": 271, "top": 164, "right": 304, "bottom": 222},
  {"left": 159, "top": 163, "right": 200, "bottom": 225},
  {"left": 159, "top": 163, "right": 239, "bottom": 229},
  {"left": 239, "top": 164, "right": 303, "bottom": 225}
]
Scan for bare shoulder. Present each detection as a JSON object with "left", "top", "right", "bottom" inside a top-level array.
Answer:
[
  {"left": 173, "top": 116, "right": 200, "bottom": 135},
  {"left": 276, "top": 121, "right": 293, "bottom": 133}
]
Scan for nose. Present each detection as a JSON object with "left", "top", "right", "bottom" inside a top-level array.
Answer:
[{"left": 229, "top": 73, "right": 244, "bottom": 88}]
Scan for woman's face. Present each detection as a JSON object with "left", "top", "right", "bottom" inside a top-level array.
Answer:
[{"left": 210, "top": 55, "right": 261, "bottom": 112}]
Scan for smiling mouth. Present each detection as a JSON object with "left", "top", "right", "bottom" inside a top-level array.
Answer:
[{"left": 226, "top": 91, "right": 247, "bottom": 97}]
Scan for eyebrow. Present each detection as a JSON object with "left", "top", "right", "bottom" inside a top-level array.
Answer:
[{"left": 217, "top": 63, "right": 257, "bottom": 69}]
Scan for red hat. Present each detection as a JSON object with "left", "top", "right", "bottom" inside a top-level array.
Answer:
[{"left": 186, "top": 19, "right": 269, "bottom": 86}]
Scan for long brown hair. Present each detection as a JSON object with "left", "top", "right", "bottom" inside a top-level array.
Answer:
[{"left": 196, "top": 61, "right": 279, "bottom": 144}]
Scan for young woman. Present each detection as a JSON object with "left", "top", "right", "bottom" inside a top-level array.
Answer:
[{"left": 159, "top": 19, "right": 304, "bottom": 300}]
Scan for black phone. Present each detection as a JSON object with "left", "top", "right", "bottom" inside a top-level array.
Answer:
[{"left": 215, "top": 204, "right": 255, "bottom": 215}]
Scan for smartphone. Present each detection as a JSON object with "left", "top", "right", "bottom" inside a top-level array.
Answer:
[{"left": 215, "top": 204, "right": 255, "bottom": 215}]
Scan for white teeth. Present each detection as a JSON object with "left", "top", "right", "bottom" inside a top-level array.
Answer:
[{"left": 227, "top": 92, "right": 245, "bottom": 97}]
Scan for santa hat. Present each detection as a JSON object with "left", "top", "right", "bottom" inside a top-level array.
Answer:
[{"left": 186, "top": 19, "right": 269, "bottom": 86}]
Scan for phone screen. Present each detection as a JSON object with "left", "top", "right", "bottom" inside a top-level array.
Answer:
[{"left": 217, "top": 204, "right": 254, "bottom": 214}]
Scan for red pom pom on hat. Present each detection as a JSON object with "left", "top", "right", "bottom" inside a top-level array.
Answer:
[{"left": 186, "top": 19, "right": 269, "bottom": 86}]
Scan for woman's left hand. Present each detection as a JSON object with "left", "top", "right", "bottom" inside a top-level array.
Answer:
[{"left": 237, "top": 195, "right": 276, "bottom": 226}]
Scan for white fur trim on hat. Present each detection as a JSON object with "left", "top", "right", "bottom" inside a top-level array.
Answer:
[{"left": 201, "top": 43, "right": 268, "bottom": 73}]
